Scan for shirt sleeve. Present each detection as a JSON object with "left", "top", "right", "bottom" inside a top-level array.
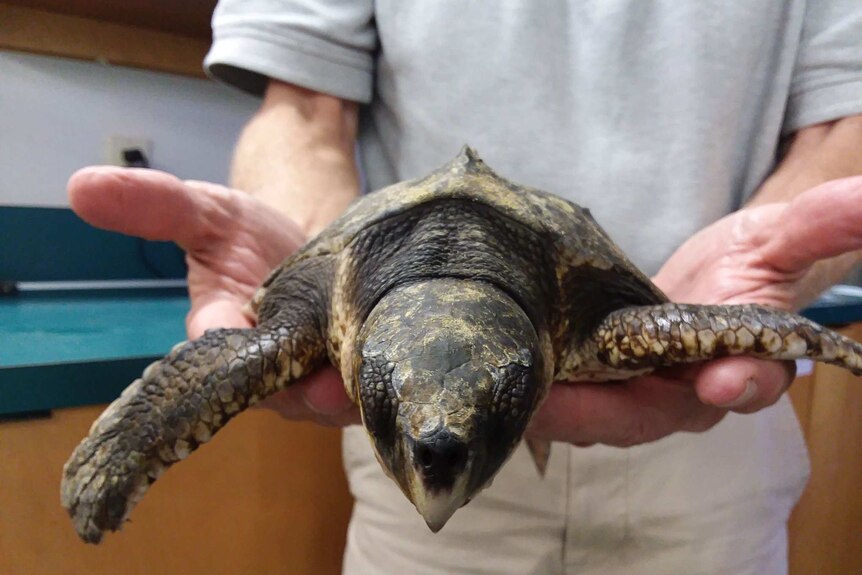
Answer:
[
  {"left": 204, "top": 0, "right": 377, "bottom": 103},
  {"left": 783, "top": 0, "right": 862, "bottom": 133}
]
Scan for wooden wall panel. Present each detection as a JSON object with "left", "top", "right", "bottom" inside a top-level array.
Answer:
[
  {"left": 0, "top": 3, "right": 209, "bottom": 77},
  {"left": 0, "top": 406, "right": 353, "bottom": 575},
  {"left": 789, "top": 323, "right": 862, "bottom": 575},
  {"left": 2, "top": 0, "right": 216, "bottom": 39}
]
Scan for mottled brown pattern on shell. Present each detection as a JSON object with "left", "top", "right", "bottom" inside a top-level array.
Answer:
[{"left": 252, "top": 146, "right": 664, "bottom": 318}]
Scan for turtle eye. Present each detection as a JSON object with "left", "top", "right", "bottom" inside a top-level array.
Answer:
[
  {"left": 487, "top": 360, "right": 540, "bottom": 452},
  {"left": 491, "top": 359, "right": 536, "bottom": 428},
  {"left": 357, "top": 355, "right": 398, "bottom": 444}
]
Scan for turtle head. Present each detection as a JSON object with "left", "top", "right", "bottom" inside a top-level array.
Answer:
[{"left": 355, "top": 280, "right": 546, "bottom": 532}]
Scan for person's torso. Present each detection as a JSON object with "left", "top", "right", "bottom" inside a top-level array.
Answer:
[{"left": 359, "top": 0, "right": 805, "bottom": 274}]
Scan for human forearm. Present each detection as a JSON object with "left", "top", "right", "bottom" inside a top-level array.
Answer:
[
  {"left": 231, "top": 80, "right": 362, "bottom": 237},
  {"left": 749, "top": 116, "right": 862, "bottom": 266},
  {"left": 750, "top": 115, "right": 862, "bottom": 206}
]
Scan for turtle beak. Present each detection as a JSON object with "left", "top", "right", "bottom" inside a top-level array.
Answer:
[{"left": 403, "top": 428, "right": 472, "bottom": 532}]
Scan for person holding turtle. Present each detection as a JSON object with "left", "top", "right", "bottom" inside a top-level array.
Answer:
[{"left": 67, "top": 2, "right": 862, "bottom": 573}]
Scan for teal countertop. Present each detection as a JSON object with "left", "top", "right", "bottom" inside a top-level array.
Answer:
[
  {"left": 0, "top": 290, "right": 188, "bottom": 417},
  {"left": 800, "top": 285, "right": 862, "bottom": 327},
  {"left": 1, "top": 285, "right": 860, "bottom": 418}
]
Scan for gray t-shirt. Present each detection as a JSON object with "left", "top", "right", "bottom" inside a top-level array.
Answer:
[{"left": 205, "top": 0, "right": 862, "bottom": 275}]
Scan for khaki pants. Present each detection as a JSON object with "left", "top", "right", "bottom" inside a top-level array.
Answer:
[{"left": 342, "top": 396, "right": 809, "bottom": 575}]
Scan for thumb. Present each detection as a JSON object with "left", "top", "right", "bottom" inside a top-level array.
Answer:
[
  {"left": 68, "top": 166, "right": 237, "bottom": 252},
  {"left": 758, "top": 176, "right": 862, "bottom": 273},
  {"left": 186, "top": 296, "right": 254, "bottom": 339}
]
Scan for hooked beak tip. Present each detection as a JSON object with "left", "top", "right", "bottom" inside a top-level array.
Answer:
[
  {"left": 417, "top": 500, "right": 458, "bottom": 533},
  {"left": 424, "top": 517, "right": 447, "bottom": 533},
  {"left": 399, "top": 428, "right": 477, "bottom": 532},
  {"left": 411, "top": 485, "right": 464, "bottom": 533}
]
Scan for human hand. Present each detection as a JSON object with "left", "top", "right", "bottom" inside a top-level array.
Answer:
[
  {"left": 529, "top": 176, "right": 862, "bottom": 447},
  {"left": 68, "top": 166, "right": 358, "bottom": 426}
]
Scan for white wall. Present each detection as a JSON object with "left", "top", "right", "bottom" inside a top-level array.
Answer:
[{"left": 0, "top": 51, "right": 259, "bottom": 207}]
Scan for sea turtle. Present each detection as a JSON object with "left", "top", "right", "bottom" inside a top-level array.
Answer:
[{"left": 62, "top": 147, "right": 862, "bottom": 543}]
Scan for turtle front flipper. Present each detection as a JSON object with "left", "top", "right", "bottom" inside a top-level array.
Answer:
[
  {"left": 586, "top": 303, "right": 862, "bottom": 376},
  {"left": 61, "top": 315, "right": 328, "bottom": 543}
]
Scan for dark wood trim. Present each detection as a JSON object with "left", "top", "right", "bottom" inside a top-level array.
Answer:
[{"left": 0, "top": 3, "right": 210, "bottom": 78}]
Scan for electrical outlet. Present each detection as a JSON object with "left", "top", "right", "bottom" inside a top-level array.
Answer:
[{"left": 104, "top": 135, "right": 153, "bottom": 167}]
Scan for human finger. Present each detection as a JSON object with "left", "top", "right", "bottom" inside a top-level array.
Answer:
[
  {"left": 68, "top": 166, "right": 231, "bottom": 251},
  {"left": 758, "top": 176, "right": 862, "bottom": 274},
  {"left": 693, "top": 355, "right": 795, "bottom": 414},
  {"left": 256, "top": 367, "right": 359, "bottom": 426},
  {"left": 526, "top": 376, "right": 726, "bottom": 447},
  {"left": 185, "top": 296, "right": 253, "bottom": 339}
]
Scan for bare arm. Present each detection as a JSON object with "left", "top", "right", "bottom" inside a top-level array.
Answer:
[
  {"left": 750, "top": 115, "right": 862, "bottom": 206},
  {"left": 227, "top": 80, "right": 364, "bottom": 421},
  {"left": 231, "top": 80, "right": 362, "bottom": 236}
]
